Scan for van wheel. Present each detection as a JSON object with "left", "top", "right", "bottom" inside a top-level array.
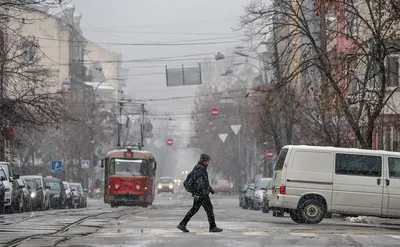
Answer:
[
  {"left": 298, "top": 199, "right": 325, "bottom": 224},
  {"left": 290, "top": 210, "right": 306, "bottom": 224}
]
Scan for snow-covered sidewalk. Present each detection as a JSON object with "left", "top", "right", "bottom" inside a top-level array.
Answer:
[{"left": 343, "top": 215, "right": 400, "bottom": 226}]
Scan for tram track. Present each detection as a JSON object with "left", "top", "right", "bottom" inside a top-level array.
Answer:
[
  {"left": 0, "top": 206, "right": 108, "bottom": 226},
  {"left": 2, "top": 207, "right": 135, "bottom": 247}
]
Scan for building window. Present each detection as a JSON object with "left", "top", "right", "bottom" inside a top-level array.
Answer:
[
  {"left": 387, "top": 56, "right": 399, "bottom": 87},
  {"left": 335, "top": 153, "right": 382, "bottom": 177},
  {"left": 21, "top": 39, "right": 38, "bottom": 65}
]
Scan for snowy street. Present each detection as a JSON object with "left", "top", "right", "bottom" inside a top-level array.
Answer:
[{"left": 1, "top": 191, "right": 400, "bottom": 247}]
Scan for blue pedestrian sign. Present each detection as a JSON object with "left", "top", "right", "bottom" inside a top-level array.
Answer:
[
  {"left": 51, "top": 160, "right": 63, "bottom": 173},
  {"left": 81, "top": 160, "right": 89, "bottom": 169}
]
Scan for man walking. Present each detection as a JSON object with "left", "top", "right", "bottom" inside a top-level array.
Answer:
[{"left": 177, "top": 153, "right": 223, "bottom": 233}]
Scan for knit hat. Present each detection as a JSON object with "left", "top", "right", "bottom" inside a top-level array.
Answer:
[{"left": 200, "top": 153, "right": 211, "bottom": 162}]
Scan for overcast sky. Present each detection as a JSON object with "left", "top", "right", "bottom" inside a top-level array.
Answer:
[
  {"left": 69, "top": 0, "right": 250, "bottom": 147},
  {"left": 70, "top": 0, "right": 248, "bottom": 112}
]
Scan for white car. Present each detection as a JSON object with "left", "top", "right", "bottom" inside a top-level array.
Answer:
[
  {"left": 250, "top": 178, "right": 272, "bottom": 210},
  {"left": 0, "top": 163, "right": 14, "bottom": 211}
]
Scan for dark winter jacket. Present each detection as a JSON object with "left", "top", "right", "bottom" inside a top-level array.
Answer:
[{"left": 192, "top": 161, "right": 213, "bottom": 197}]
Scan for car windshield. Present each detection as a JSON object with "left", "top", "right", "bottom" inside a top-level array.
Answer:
[
  {"left": 63, "top": 183, "right": 70, "bottom": 190},
  {"left": 70, "top": 184, "right": 80, "bottom": 191},
  {"left": 46, "top": 181, "right": 61, "bottom": 191},
  {"left": 0, "top": 169, "right": 6, "bottom": 179},
  {"left": 114, "top": 159, "right": 149, "bottom": 176},
  {"left": 25, "top": 179, "right": 36, "bottom": 189},
  {"left": 256, "top": 179, "right": 272, "bottom": 190},
  {"left": 159, "top": 178, "right": 173, "bottom": 183},
  {"left": 34, "top": 178, "right": 42, "bottom": 187}
]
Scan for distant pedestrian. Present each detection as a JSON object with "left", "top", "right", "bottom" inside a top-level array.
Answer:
[{"left": 177, "top": 153, "right": 223, "bottom": 233}]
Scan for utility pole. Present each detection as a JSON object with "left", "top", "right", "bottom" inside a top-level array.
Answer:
[
  {"left": 117, "top": 98, "right": 131, "bottom": 148},
  {"left": 0, "top": 21, "right": 6, "bottom": 161},
  {"left": 140, "top": 104, "right": 145, "bottom": 150}
]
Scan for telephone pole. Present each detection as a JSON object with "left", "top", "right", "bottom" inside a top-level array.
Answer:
[{"left": 140, "top": 103, "right": 145, "bottom": 150}]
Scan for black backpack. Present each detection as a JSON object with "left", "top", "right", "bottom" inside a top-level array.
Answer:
[{"left": 183, "top": 170, "right": 196, "bottom": 193}]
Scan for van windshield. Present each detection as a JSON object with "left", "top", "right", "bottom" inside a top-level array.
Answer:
[{"left": 275, "top": 149, "right": 288, "bottom": 171}]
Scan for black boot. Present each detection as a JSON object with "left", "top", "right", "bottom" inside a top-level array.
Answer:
[
  {"left": 209, "top": 226, "right": 223, "bottom": 232},
  {"left": 177, "top": 224, "right": 189, "bottom": 233}
]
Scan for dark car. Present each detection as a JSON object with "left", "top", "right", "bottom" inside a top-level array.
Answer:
[
  {"left": 157, "top": 177, "right": 174, "bottom": 194},
  {"left": 44, "top": 177, "right": 66, "bottom": 209},
  {"left": 0, "top": 169, "right": 6, "bottom": 214},
  {"left": 16, "top": 178, "right": 32, "bottom": 212},
  {"left": 22, "top": 177, "right": 46, "bottom": 211}
]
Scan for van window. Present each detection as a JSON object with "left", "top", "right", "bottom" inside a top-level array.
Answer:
[
  {"left": 388, "top": 157, "right": 400, "bottom": 178},
  {"left": 275, "top": 149, "right": 288, "bottom": 171},
  {"left": 335, "top": 153, "right": 382, "bottom": 177}
]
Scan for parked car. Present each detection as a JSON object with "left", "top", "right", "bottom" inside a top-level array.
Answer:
[
  {"left": 22, "top": 176, "right": 50, "bottom": 211},
  {"left": 242, "top": 183, "right": 255, "bottom": 209},
  {"left": 0, "top": 168, "right": 6, "bottom": 214},
  {"left": 239, "top": 184, "right": 248, "bottom": 207},
  {"left": 16, "top": 178, "right": 32, "bottom": 212},
  {"left": 214, "top": 180, "right": 231, "bottom": 194},
  {"left": 44, "top": 177, "right": 66, "bottom": 209},
  {"left": 157, "top": 177, "right": 174, "bottom": 194},
  {"left": 250, "top": 178, "right": 272, "bottom": 211},
  {"left": 63, "top": 182, "right": 75, "bottom": 208},
  {"left": 69, "top": 183, "right": 86, "bottom": 208},
  {"left": 0, "top": 163, "right": 15, "bottom": 212},
  {"left": 262, "top": 180, "right": 274, "bottom": 213},
  {"left": 23, "top": 177, "right": 44, "bottom": 211}
]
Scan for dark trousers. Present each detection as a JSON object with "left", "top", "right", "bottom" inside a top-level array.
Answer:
[{"left": 180, "top": 195, "right": 216, "bottom": 229}]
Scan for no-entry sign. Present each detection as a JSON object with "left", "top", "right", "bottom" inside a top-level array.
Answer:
[
  {"left": 210, "top": 108, "right": 219, "bottom": 116},
  {"left": 166, "top": 139, "right": 174, "bottom": 146},
  {"left": 265, "top": 149, "right": 275, "bottom": 159}
]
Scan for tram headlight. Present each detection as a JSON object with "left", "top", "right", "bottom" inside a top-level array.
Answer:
[
  {"left": 169, "top": 184, "right": 174, "bottom": 189},
  {"left": 31, "top": 192, "right": 36, "bottom": 198},
  {"left": 158, "top": 184, "right": 162, "bottom": 189},
  {"left": 114, "top": 184, "right": 120, "bottom": 189}
]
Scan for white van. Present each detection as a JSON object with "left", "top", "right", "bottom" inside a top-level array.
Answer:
[{"left": 268, "top": 145, "right": 400, "bottom": 224}]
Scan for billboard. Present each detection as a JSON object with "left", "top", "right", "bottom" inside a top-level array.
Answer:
[{"left": 166, "top": 64, "right": 202, "bottom": 87}]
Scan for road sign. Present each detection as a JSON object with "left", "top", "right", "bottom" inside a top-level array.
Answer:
[
  {"left": 166, "top": 139, "right": 174, "bottom": 146},
  {"left": 265, "top": 149, "right": 275, "bottom": 159},
  {"left": 153, "top": 139, "right": 163, "bottom": 148},
  {"left": 211, "top": 108, "right": 219, "bottom": 116},
  {"left": 230, "top": 125, "right": 242, "bottom": 135},
  {"left": 51, "top": 160, "right": 63, "bottom": 173},
  {"left": 81, "top": 160, "right": 90, "bottom": 169},
  {"left": 219, "top": 133, "right": 228, "bottom": 143}
]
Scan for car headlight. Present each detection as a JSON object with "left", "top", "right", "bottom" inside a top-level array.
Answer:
[
  {"left": 31, "top": 192, "right": 36, "bottom": 198},
  {"left": 114, "top": 184, "right": 120, "bottom": 189},
  {"left": 169, "top": 184, "right": 174, "bottom": 189},
  {"left": 158, "top": 184, "right": 162, "bottom": 189}
]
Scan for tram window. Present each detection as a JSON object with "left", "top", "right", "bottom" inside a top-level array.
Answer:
[{"left": 114, "top": 159, "right": 149, "bottom": 176}]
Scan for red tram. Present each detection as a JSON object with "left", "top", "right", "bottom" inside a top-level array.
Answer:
[{"left": 101, "top": 148, "right": 157, "bottom": 208}]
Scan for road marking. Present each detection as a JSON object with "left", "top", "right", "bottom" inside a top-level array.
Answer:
[
  {"left": 387, "top": 235, "right": 400, "bottom": 239},
  {"left": 291, "top": 233, "right": 317, "bottom": 237},
  {"left": 243, "top": 232, "right": 269, "bottom": 236}
]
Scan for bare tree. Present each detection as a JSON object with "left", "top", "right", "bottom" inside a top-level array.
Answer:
[{"left": 240, "top": 0, "right": 400, "bottom": 149}]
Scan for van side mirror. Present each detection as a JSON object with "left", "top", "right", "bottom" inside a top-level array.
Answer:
[
  {"left": 19, "top": 184, "right": 24, "bottom": 189},
  {"left": 45, "top": 185, "right": 51, "bottom": 190},
  {"left": 101, "top": 159, "right": 104, "bottom": 168},
  {"left": 0, "top": 176, "right": 5, "bottom": 181}
]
